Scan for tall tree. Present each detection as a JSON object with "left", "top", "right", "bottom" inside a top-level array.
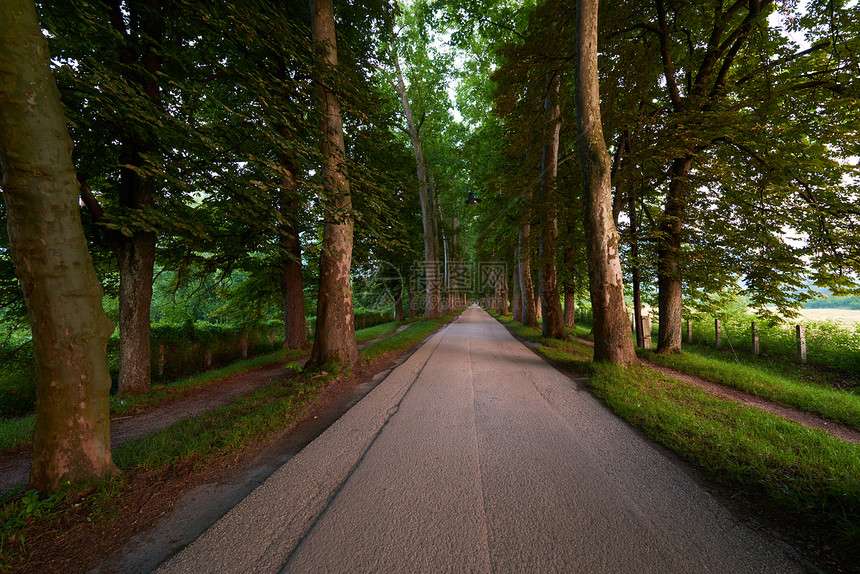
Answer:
[
  {"left": 575, "top": 0, "right": 636, "bottom": 365},
  {"left": 391, "top": 49, "right": 442, "bottom": 319},
  {"left": 0, "top": 0, "right": 116, "bottom": 492},
  {"left": 307, "top": 0, "right": 358, "bottom": 368},
  {"left": 538, "top": 71, "right": 567, "bottom": 339}
]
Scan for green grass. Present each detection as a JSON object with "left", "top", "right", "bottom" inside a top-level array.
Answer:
[
  {"left": 112, "top": 367, "right": 334, "bottom": 471},
  {"left": 0, "top": 347, "right": 307, "bottom": 454},
  {"left": 643, "top": 346, "right": 860, "bottom": 430},
  {"left": 491, "top": 312, "right": 860, "bottom": 552},
  {"left": 589, "top": 363, "right": 860, "bottom": 548},
  {"left": 359, "top": 311, "right": 463, "bottom": 364},
  {"left": 355, "top": 320, "right": 408, "bottom": 344}
]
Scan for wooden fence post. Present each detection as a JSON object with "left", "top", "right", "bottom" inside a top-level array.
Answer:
[
  {"left": 751, "top": 321, "right": 759, "bottom": 355},
  {"left": 241, "top": 333, "right": 248, "bottom": 359},
  {"left": 796, "top": 324, "right": 807, "bottom": 363},
  {"left": 714, "top": 318, "right": 722, "bottom": 348}
]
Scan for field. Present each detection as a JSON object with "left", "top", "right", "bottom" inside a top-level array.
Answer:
[{"left": 794, "top": 308, "right": 860, "bottom": 326}]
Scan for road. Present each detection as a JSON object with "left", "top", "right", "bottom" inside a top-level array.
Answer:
[{"left": 158, "top": 306, "right": 802, "bottom": 573}]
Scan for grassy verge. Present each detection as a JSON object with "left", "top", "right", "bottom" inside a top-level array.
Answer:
[
  {"left": 491, "top": 312, "right": 860, "bottom": 554},
  {"left": 355, "top": 320, "right": 408, "bottom": 344},
  {"left": 0, "top": 347, "right": 307, "bottom": 454},
  {"left": 642, "top": 347, "right": 860, "bottom": 430},
  {"left": 359, "top": 311, "right": 463, "bottom": 364}
]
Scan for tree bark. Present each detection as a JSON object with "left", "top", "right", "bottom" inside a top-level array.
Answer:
[
  {"left": 0, "top": 0, "right": 117, "bottom": 492},
  {"left": 392, "top": 52, "right": 441, "bottom": 320},
  {"left": 278, "top": 155, "right": 308, "bottom": 350},
  {"left": 656, "top": 156, "right": 691, "bottom": 354},
  {"left": 512, "top": 262, "right": 522, "bottom": 322},
  {"left": 629, "top": 193, "right": 644, "bottom": 348},
  {"left": 518, "top": 224, "right": 537, "bottom": 327},
  {"left": 108, "top": 0, "right": 163, "bottom": 396},
  {"left": 563, "top": 247, "right": 577, "bottom": 328},
  {"left": 539, "top": 73, "right": 567, "bottom": 339},
  {"left": 575, "top": 0, "right": 636, "bottom": 365},
  {"left": 307, "top": 0, "right": 358, "bottom": 368}
]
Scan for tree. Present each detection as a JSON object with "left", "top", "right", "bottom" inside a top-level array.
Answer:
[
  {"left": 0, "top": 0, "right": 116, "bottom": 492},
  {"left": 307, "top": 0, "right": 359, "bottom": 368},
  {"left": 574, "top": 0, "right": 636, "bottom": 364},
  {"left": 390, "top": 48, "right": 442, "bottom": 319}
]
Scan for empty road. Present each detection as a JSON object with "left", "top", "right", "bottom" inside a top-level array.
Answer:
[{"left": 158, "top": 306, "right": 802, "bottom": 573}]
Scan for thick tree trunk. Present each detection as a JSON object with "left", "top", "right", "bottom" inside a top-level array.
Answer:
[
  {"left": 518, "top": 228, "right": 537, "bottom": 327},
  {"left": 539, "top": 73, "right": 567, "bottom": 339},
  {"left": 656, "top": 156, "right": 691, "bottom": 354},
  {"left": 307, "top": 0, "right": 358, "bottom": 368},
  {"left": 392, "top": 53, "right": 441, "bottom": 320},
  {"left": 0, "top": 0, "right": 117, "bottom": 492},
  {"left": 115, "top": 235, "right": 155, "bottom": 395},
  {"left": 564, "top": 292, "right": 577, "bottom": 328},
  {"left": 575, "top": 0, "right": 636, "bottom": 365},
  {"left": 111, "top": 0, "right": 162, "bottom": 396}
]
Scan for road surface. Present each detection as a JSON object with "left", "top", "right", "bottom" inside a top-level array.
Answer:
[{"left": 158, "top": 306, "right": 802, "bottom": 573}]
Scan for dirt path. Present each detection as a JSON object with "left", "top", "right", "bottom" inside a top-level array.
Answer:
[{"left": 0, "top": 323, "right": 412, "bottom": 495}]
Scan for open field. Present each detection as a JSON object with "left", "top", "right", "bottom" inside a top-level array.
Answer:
[{"left": 795, "top": 308, "right": 860, "bottom": 326}]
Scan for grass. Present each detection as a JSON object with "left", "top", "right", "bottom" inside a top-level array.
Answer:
[
  {"left": 643, "top": 346, "right": 860, "bottom": 430},
  {"left": 112, "top": 367, "right": 335, "bottom": 471},
  {"left": 359, "top": 311, "right": 463, "bottom": 364},
  {"left": 490, "top": 311, "right": 860, "bottom": 554},
  {"left": 355, "top": 320, "right": 408, "bottom": 344},
  {"left": 0, "top": 347, "right": 307, "bottom": 454},
  {"left": 589, "top": 363, "right": 860, "bottom": 547}
]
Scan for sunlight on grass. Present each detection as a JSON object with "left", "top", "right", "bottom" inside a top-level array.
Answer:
[{"left": 643, "top": 348, "right": 860, "bottom": 429}]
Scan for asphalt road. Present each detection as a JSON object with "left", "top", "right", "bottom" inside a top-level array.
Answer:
[{"left": 157, "top": 306, "right": 803, "bottom": 573}]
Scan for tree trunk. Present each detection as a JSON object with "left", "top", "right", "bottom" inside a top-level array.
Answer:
[
  {"left": 392, "top": 52, "right": 441, "bottom": 320},
  {"left": 629, "top": 194, "right": 644, "bottom": 347},
  {"left": 564, "top": 292, "right": 577, "bottom": 328},
  {"left": 393, "top": 281, "right": 405, "bottom": 321},
  {"left": 539, "top": 73, "right": 567, "bottom": 339},
  {"left": 656, "top": 156, "right": 691, "bottom": 354},
  {"left": 563, "top": 248, "right": 577, "bottom": 328},
  {"left": 575, "top": 0, "right": 636, "bottom": 365},
  {"left": 280, "top": 172, "right": 308, "bottom": 349},
  {"left": 115, "top": 236, "right": 155, "bottom": 395},
  {"left": 511, "top": 262, "right": 522, "bottom": 322},
  {"left": 518, "top": 227, "right": 537, "bottom": 327},
  {"left": 307, "top": 0, "right": 358, "bottom": 368},
  {"left": 0, "top": 0, "right": 117, "bottom": 492}
]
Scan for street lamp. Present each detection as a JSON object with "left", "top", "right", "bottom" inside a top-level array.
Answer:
[{"left": 464, "top": 191, "right": 481, "bottom": 205}]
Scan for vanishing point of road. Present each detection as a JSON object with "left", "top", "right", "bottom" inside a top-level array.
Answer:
[{"left": 158, "top": 306, "right": 803, "bottom": 573}]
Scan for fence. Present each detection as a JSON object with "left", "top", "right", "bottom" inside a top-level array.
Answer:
[{"left": 643, "top": 313, "right": 860, "bottom": 375}]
